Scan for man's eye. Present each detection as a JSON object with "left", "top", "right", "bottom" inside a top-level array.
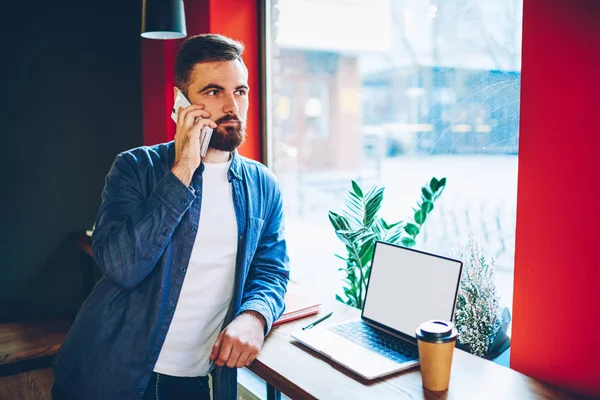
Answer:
[
  {"left": 206, "top": 90, "right": 218, "bottom": 96},
  {"left": 236, "top": 90, "right": 247, "bottom": 96}
]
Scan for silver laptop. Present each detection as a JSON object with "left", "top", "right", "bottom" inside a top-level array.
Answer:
[{"left": 291, "top": 241, "right": 463, "bottom": 380}]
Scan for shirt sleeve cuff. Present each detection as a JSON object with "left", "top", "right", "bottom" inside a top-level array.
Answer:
[{"left": 152, "top": 171, "right": 197, "bottom": 215}]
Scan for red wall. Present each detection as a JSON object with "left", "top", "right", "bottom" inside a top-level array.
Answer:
[
  {"left": 511, "top": 0, "right": 600, "bottom": 397},
  {"left": 141, "top": 0, "right": 262, "bottom": 161}
]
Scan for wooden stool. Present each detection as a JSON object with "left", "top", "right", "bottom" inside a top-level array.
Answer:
[{"left": 0, "top": 368, "right": 54, "bottom": 400}]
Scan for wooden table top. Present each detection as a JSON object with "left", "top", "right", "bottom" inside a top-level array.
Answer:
[
  {"left": 0, "top": 318, "right": 70, "bottom": 366},
  {"left": 248, "top": 295, "right": 576, "bottom": 400}
]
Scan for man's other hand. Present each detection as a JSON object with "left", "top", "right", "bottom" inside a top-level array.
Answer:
[{"left": 210, "top": 311, "right": 266, "bottom": 368}]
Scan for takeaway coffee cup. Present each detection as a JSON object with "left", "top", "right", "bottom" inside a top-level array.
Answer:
[{"left": 415, "top": 320, "right": 458, "bottom": 391}]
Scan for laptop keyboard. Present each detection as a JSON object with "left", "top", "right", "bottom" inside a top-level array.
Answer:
[{"left": 328, "top": 321, "right": 419, "bottom": 364}]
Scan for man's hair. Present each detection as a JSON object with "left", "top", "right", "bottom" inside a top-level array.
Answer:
[{"left": 175, "top": 34, "right": 245, "bottom": 94}]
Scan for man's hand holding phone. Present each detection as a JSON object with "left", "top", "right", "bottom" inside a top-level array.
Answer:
[{"left": 172, "top": 102, "right": 217, "bottom": 187}]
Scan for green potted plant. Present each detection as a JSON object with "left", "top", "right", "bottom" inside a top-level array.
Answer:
[
  {"left": 450, "top": 234, "right": 512, "bottom": 360},
  {"left": 328, "top": 177, "right": 446, "bottom": 309}
]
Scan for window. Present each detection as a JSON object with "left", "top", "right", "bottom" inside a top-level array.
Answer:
[{"left": 266, "top": 0, "right": 522, "bottom": 314}]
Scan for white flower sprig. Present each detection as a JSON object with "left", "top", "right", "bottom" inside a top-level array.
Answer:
[{"left": 450, "top": 234, "right": 502, "bottom": 357}]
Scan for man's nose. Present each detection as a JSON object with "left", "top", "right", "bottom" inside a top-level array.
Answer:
[{"left": 223, "top": 94, "right": 239, "bottom": 114}]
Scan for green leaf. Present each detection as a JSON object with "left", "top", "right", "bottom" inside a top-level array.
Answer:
[
  {"left": 421, "top": 201, "right": 434, "bottom": 213},
  {"left": 387, "top": 220, "right": 403, "bottom": 229},
  {"left": 421, "top": 187, "right": 433, "bottom": 201},
  {"left": 358, "top": 239, "right": 376, "bottom": 269},
  {"left": 346, "top": 272, "right": 357, "bottom": 284},
  {"left": 342, "top": 184, "right": 384, "bottom": 229},
  {"left": 328, "top": 211, "right": 350, "bottom": 231},
  {"left": 345, "top": 191, "right": 363, "bottom": 207},
  {"left": 346, "top": 228, "right": 375, "bottom": 244},
  {"left": 386, "top": 229, "right": 404, "bottom": 244},
  {"left": 363, "top": 186, "right": 384, "bottom": 227},
  {"left": 432, "top": 178, "right": 447, "bottom": 201},
  {"left": 401, "top": 237, "right": 416, "bottom": 247},
  {"left": 414, "top": 209, "right": 426, "bottom": 225},
  {"left": 430, "top": 177, "right": 439, "bottom": 192},
  {"left": 372, "top": 219, "right": 386, "bottom": 240},
  {"left": 335, "top": 294, "right": 345, "bottom": 303},
  {"left": 404, "top": 223, "right": 420, "bottom": 237},
  {"left": 343, "top": 192, "right": 365, "bottom": 227},
  {"left": 351, "top": 180, "right": 364, "bottom": 198},
  {"left": 337, "top": 229, "right": 370, "bottom": 248},
  {"left": 334, "top": 233, "right": 352, "bottom": 247},
  {"left": 380, "top": 218, "right": 390, "bottom": 230},
  {"left": 384, "top": 223, "right": 405, "bottom": 243},
  {"left": 334, "top": 254, "right": 347, "bottom": 261}
]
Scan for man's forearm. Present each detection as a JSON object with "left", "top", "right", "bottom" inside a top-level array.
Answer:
[
  {"left": 93, "top": 157, "right": 197, "bottom": 289},
  {"left": 237, "top": 181, "right": 290, "bottom": 333}
]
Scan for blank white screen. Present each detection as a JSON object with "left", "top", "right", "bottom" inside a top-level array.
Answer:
[{"left": 362, "top": 242, "right": 462, "bottom": 337}]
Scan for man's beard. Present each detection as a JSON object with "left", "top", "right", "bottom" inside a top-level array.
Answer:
[{"left": 208, "top": 114, "right": 246, "bottom": 152}]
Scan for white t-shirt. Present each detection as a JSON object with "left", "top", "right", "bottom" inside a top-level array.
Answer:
[{"left": 154, "top": 159, "right": 237, "bottom": 377}]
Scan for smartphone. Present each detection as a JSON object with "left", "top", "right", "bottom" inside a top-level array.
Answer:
[{"left": 171, "top": 90, "right": 213, "bottom": 157}]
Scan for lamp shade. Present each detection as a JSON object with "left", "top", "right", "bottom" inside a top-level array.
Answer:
[{"left": 141, "top": 0, "right": 187, "bottom": 40}]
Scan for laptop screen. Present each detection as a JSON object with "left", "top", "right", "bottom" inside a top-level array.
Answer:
[{"left": 362, "top": 242, "right": 463, "bottom": 339}]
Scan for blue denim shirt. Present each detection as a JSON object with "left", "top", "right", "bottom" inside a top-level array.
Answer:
[{"left": 53, "top": 142, "right": 290, "bottom": 399}]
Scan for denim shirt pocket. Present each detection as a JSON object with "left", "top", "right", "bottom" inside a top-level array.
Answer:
[{"left": 244, "top": 216, "right": 265, "bottom": 264}]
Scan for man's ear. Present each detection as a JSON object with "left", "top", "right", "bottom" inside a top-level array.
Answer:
[{"left": 173, "top": 87, "right": 178, "bottom": 103}]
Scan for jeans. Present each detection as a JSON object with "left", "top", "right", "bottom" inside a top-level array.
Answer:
[
  {"left": 51, "top": 372, "right": 211, "bottom": 400},
  {"left": 142, "top": 372, "right": 211, "bottom": 400}
]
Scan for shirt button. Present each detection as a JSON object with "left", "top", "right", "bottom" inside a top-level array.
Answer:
[
  {"left": 169, "top": 307, "right": 175, "bottom": 314},
  {"left": 180, "top": 267, "right": 186, "bottom": 273},
  {"left": 181, "top": 200, "right": 188, "bottom": 206},
  {"left": 153, "top": 349, "right": 160, "bottom": 355},
  {"left": 137, "top": 388, "right": 145, "bottom": 395},
  {"left": 192, "top": 226, "right": 198, "bottom": 232}
]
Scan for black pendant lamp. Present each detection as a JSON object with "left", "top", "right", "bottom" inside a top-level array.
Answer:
[{"left": 141, "top": 0, "right": 187, "bottom": 40}]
